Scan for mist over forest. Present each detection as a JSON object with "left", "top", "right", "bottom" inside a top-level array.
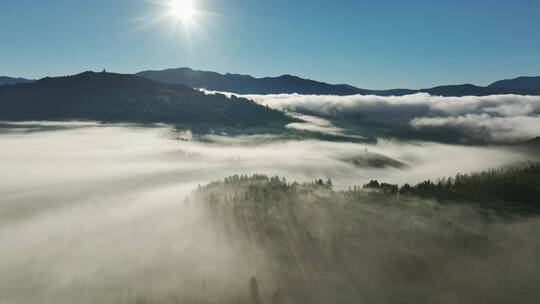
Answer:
[
  {"left": 1, "top": 121, "right": 539, "bottom": 303},
  {"left": 3, "top": 0, "right": 540, "bottom": 302}
]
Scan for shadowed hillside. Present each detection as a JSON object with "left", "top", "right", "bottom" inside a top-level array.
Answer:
[
  {"left": 489, "top": 76, "right": 540, "bottom": 90},
  {"left": 0, "top": 71, "right": 294, "bottom": 132}
]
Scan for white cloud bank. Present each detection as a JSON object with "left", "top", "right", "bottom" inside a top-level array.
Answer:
[
  {"left": 210, "top": 91, "right": 540, "bottom": 143},
  {"left": 241, "top": 93, "right": 540, "bottom": 117},
  {"left": 0, "top": 122, "right": 539, "bottom": 303},
  {"left": 411, "top": 114, "right": 540, "bottom": 142}
]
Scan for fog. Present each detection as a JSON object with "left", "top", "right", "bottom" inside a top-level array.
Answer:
[
  {"left": 210, "top": 91, "right": 540, "bottom": 143},
  {"left": 190, "top": 178, "right": 540, "bottom": 303},
  {"left": 1, "top": 122, "right": 539, "bottom": 303}
]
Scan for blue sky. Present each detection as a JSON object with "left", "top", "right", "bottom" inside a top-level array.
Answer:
[{"left": 1, "top": 0, "right": 539, "bottom": 89}]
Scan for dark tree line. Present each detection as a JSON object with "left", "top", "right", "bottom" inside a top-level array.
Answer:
[
  {"left": 187, "top": 163, "right": 540, "bottom": 303},
  {"left": 401, "top": 163, "right": 540, "bottom": 206},
  {"left": 354, "top": 163, "right": 540, "bottom": 212},
  {"left": 199, "top": 163, "right": 540, "bottom": 213}
]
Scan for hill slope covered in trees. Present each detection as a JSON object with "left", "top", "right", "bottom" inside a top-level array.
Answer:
[
  {"left": 186, "top": 165, "right": 540, "bottom": 303},
  {"left": 0, "top": 72, "right": 294, "bottom": 132}
]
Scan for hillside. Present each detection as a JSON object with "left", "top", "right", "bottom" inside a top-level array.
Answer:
[
  {"left": 489, "top": 76, "right": 540, "bottom": 90},
  {"left": 0, "top": 71, "right": 294, "bottom": 131}
]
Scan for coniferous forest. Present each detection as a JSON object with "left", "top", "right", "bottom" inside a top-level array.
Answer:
[{"left": 179, "top": 164, "right": 540, "bottom": 304}]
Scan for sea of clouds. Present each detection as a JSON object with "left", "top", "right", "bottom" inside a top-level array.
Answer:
[
  {"left": 0, "top": 122, "right": 539, "bottom": 303},
  {"left": 212, "top": 92, "right": 540, "bottom": 143}
]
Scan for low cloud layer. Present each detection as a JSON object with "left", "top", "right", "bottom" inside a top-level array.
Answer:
[
  {"left": 284, "top": 113, "right": 366, "bottom": 139},
  {"left": 411, "top": 114, "right": 540, "bottom": 142},
  {"left": 223, "top": 92, "right": 540, "bottom": 143},
  {"left": 0, "top": 122, "right": 539, "bottom": 303}
]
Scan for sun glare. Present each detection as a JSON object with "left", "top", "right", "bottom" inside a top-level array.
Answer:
[{"left": 170, "top": 0, "right": 195, "bottom": 22}]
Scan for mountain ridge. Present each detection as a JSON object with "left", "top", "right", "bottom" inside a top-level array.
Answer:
[
  {"left": 137, "top": 67, "right": 540, "bottom": 97},
  {"left": 4, "top": 69, "right": 540, "bottom": 97},
  {"left": 137, "top": 67, "right": 365, "bottom": 95},
  {"left": 0, "top": 76, "right": 34, "bottom": 86},
  {"left": 488, "top": 76, "right": 540, "bottom": 90}
]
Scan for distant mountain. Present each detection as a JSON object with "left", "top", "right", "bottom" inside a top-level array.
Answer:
[
  {"left": 0, "top": 72, "right": 294, "bottom": 131},
  {"left": 421, "top": 83, "right": 540, "bottom": 96},
  {"left": 137, "top": 67, "right": 540, "bottom": 97},
  {"left": 0, "top": 76, "right": 33, "bottom": 86},
  {"left": 137, "top": 67, "right": 418, "bottom": 96},
  {"left": 137, "top": 68, "right": 369, "bottom": 95},
  {"left": 336, "top": 83, "right": 416, "bottom": 96},
  {"left": 489, "top": 76, "right": 540, "bottom": 90}
]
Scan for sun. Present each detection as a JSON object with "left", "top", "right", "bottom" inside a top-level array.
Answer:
[{"left": 170, "top": 0, "right": 196, "bottom": 22}]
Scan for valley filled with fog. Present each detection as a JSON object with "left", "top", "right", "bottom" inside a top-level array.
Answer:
[
  {"left": 1, "top": 116, "right": 540, "bottom": 303},
  {"left": 4, "top": 0, "right": 540, "bottom": 302},
  {"left": 221, "top": 91, "right": 540, "bottom": 144},
  {"left": 4, "top": 0, "right": 540, "bottom": 304}
]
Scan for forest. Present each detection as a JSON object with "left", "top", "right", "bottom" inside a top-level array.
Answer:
[
  {"left": 182, "top": 164, "right": 540, "bottom": 304},
  {"left": 365, "top": 162, "right": 540, "bottom": 212}
]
